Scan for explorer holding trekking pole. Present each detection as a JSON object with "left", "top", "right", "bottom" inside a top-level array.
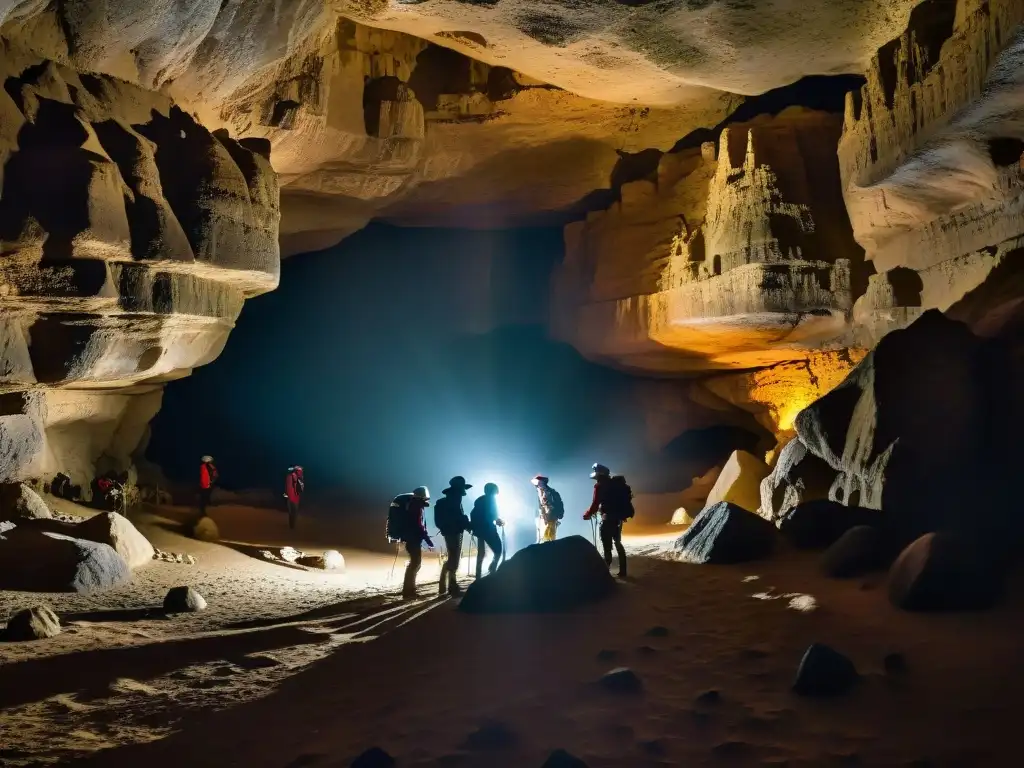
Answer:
[{"left": 582, "top": 462, "right": 634, "bottom": 579}]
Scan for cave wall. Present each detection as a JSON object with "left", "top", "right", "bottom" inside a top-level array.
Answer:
[{"left": 0, "top": 38, "right": 279, "bottom": 489}]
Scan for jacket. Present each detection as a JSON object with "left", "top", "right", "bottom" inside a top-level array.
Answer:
[
  {"left": 285, "top": 469, "right": 304, "bottom": 504},
  {"left": 405, "top": 497, "right": 433, "bottom": 546},
  {"left": 583, "top": 478, "right": 608, "bottom": 520},
  {"left": 537, "top": 485, "right": 557, "bottom": 522},
  {"left": 470, "top": 494, "right": 499, "bottom": 535},
  {"left": 200, "top": 462, "right": 218, "bottom": 490}
]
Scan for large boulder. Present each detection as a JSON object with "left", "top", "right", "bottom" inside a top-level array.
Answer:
[
  {"left": 888, "top": 532, "right": 1004, "bottom": 611},
  {"left": 821, "top": 525, "right": 885, "bottom": 578},
  {"left": 3, "top": 605, "right": 61, "bottom": 640},
  {"left": 0, "top": 483, "right": 51, "bottom": 521},
  {"left": 673, "top": 502, "right": 777, "bottom": 564},
  {"left": 759, "top": 438, "right": 837, "bottom": 521},
  {"left": 459, "top": 536, "right": 615, "bottom": 614},
  {"left": 778, "top": 499, "right": 883, "bottom": 550},
  {"left": 795, "top": 311, "right": 1018, "bottom": 553},
  {"left": 77, "top": 512, "right": 155, "bottom": 569},
  {"left": 703, "top": 450, "right": 770, "bottom": 514},
  {"left": 0, "top": 528, "right": 131, "bottom": 593}
]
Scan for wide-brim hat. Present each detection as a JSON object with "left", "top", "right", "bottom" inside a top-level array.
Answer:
[
  {"left": 531, "top": 475, "right": 549, "bottom": 486},
  {"left": 447, "top": 476, "right": 472, "bottom": 490}
]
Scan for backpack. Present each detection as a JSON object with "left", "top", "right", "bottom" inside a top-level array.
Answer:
[
  {"left": 386, "top": 493, "right": 414, "bottom": 542},
  {"left": 548, "top": 488, "right": 565, "bottom": 520},
  {"left": 433, "top": 495, "right": 461, "bottom": 534},
  {"left": 605, "top": 475, "right": 634, "bottom": 521}
]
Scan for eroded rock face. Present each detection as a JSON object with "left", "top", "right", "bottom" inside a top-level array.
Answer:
[
  {"left": 0, "top": 39, "right": 279, "bottom": 486},
  {"left": 552, "top": 109, "right": 872, "bottom": 379},
  {"left": 839, "top": 0, "right": 1024, "bottom": 340}
]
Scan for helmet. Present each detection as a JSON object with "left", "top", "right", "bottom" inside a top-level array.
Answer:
[
  {"left": 484, "top": 482, "right": 499, "bottom": 496},
  {"left": 531, "top": 475, "right": 549, "bottom": 487},
  {"left": 590, "top": 463, "right": 610, "bottom": 479},
  {"left": 201, "top": 455, "right": 213, "bottom": 463},
  {"left": 412, "top": 486, "right": 430, "bottom": 500}
]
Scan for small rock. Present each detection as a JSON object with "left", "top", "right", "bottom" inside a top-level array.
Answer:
[
  {"left": 185, "top": 554, "right": 197, "bottom": 565},
  {"left": 883, "top": 652, "right": 907, "bottom": 675},
  {"left": 793, "top": 643, "right": 859, "bottom": 696},
  {"left": 644, "top": 625, "right": 669, "bottom": 638},
  {"left": 542, "top": 749, "right": 588, "bottom": 768},
  {"left": 163, "top": 586, "right": 207, "bottom": 613},
  {"left": 695, "top": 689, "right": 720, "bottom": 705},
  {"left": 670, "top": 507, "right": 692, "bottom": 525},
  {"left": 190, "top": 515, "right": 219, "bottom": 542},
  {"left": 637, "top": 645, "right": 657, "bottom": 655},
  {"left": 0, "top": 520, "right": 15, "bottom": 537},
  {"left": 279, "top": 546, "right": 304, "bottom": 563},
  {"left": 174, "top": 553, "right": 184, "bottom": 563},
  {"left": 0, "top": 483, "right": 51, "bottom": 520},
  {"left": 320, "top": 550, "right": 344, "bottom": 570},
  {"left": 350, "top": 747, "right": 395, "bottom": 768},
  {"left": 599, "top": 667, "right": 643, "bottom": 694},
  {"left": 462, "top": 720, "right": 517, "bottom": 751},
  {"left": 4, "top": 605, "right": 61, "bottom": 640},
  {"left": 596, "top": 649, "right": 618, "bottom": 661}
]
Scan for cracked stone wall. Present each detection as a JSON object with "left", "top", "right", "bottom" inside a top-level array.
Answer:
[{"left": 0, "top": 38, "right": 279, "bottom": 489}]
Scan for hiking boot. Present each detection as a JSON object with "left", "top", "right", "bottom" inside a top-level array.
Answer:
[
  {"left": 437, "top": 579, "right": 447, "bottom": 597},
  {"left": 448, "top": 583, "right": 464, "bottom": 597}
]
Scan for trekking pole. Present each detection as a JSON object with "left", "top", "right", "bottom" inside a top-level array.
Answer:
[
  {"left": 500, "top": 524, "right": 507, "bottom": 568},
  {"left": 590, "top": 517, "right": 598, "bottom": 548},
  {"left": 388, "top": 541, "right": 400, "bottom": 582}
]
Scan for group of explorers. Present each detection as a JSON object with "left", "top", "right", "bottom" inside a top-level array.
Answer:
[
  {"left": 194, "top": 456, "right": 632, "bottom": 601},
  {"left": 387, "top": 463, "right": 634, "bottom": 600}
]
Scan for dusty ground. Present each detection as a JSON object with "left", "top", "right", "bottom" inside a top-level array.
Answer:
[{"left": 2, "top": 501, "right": 1023, "bottom": 767}]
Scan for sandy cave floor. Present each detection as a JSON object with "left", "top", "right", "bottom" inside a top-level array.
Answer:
[{"left": 1, "top": 503, "right": 1024, "bottom": 767}]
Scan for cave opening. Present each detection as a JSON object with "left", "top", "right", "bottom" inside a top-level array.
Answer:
[{"left": 147, "top": 224, "right": 764, "bottom": 529}]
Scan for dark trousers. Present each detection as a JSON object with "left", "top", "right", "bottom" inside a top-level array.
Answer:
[
  {"left": 440, "top": 532, "right": 463, "bottom": 592},
  {"left": 475, "top": 527, "right": 502, "bottom": 578},
  {"left": 600, "top": 517, "right": 626, "bottom": 576},
  {"left": 287, "top": 499, "right": 299, "bottom": 529},
  {"left": 403, "top": 541, "right": 422, "bottom": 596},
  {"left": 198, "top": 488, "right": 212, "bottom": 518}
]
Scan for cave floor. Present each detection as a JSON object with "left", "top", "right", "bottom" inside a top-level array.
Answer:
[{"left": 2, "top": 505, "right": 1024, "bottom": 767}]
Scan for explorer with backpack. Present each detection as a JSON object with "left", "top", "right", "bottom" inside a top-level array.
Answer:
[
  {"left": 387, "top": 486, "right": 435, "bottom": 599},
  {"left": 531, "top": 475, "right": 564, "bottom": 543},
  {"left": 433, "top": 476, "right": 473, "bottom": 596},
  {"left": 582, "top": 463, "right": 633, "bottom": 578}
]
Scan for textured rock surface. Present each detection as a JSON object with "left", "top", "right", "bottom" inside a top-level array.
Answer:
[
  {"left": 552, "top": 109, "right": 873, "bottom": 377},
  {"left": 702, "top": 450, "right": 769, "bottom": 514},
  {"left": 77, "top": 512, "right": 155, "bottom": 569},
  {"left": 0, "top": 482, "right": 51, "bottom": 520},
  {"left": 759, "top": 438, "right": 838, "bottom": 521},
  {"left": 793, "top": 643, "right": 859, "bottom": 696},
  {"left": 0, "top": 38, "right": 279, "bottom": 487},
  {"left": 0, "top": 528, "right": 131, "bottom": 593},
  {"left": 839, "top": 0, "right": 1024, "bottom": 341},
  {"left": 163, "top": 585, "right": 207, "bottom": 613},
  {"left": 779, "top": 500, "right": 883, "bottom": 551},
  {"left": 673, "top": 501, "right": 777, "bottom": 564},
  {"left": 460, "top": 535, "right": 615, "bottom": 613},
  {"left": 794, "top": 311, "right": 1017, "bottom": 550},
  {"left": 2, "top": 604, "right": 61, "bottom": 640}
]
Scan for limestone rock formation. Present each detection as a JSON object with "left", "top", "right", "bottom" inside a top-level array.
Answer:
[
  {"left": 702, "top": 450, "right": 768, "bottom": 514},
  {"left": 552, "top": 108, "right": 876, "bottom": 386},
  {"left": 839, "top": 0, "right": 1024, "bottom": 341},
  {"left": 0, "top": 38, "right": 279, "bottom": 489},
  {"left": 793, "top": 310, "right": 1017, "bottom": 551},
  {"left": 759, "top": 438, "right": 838, "bottom": 522}
]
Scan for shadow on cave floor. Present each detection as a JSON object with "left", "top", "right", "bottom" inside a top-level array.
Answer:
[
  {"left": 216, "top": 540, "right": 311, "bottom": 572},
  {"left": 58, "top": 607, "right": 168, "bottom": 624}
]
